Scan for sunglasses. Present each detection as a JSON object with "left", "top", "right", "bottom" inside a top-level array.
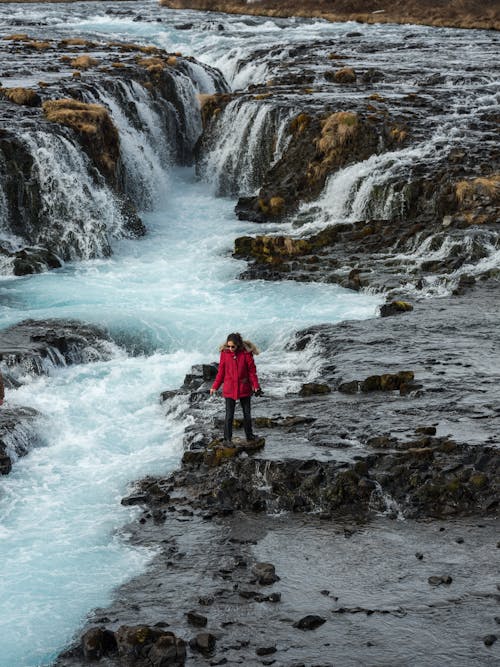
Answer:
[{"left": 227, "top": 344, "right": 236, "bottom": 349}]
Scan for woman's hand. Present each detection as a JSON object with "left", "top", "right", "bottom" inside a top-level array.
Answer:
[{"left": 209, "top": 388, "right": 217, "bottom": 396}]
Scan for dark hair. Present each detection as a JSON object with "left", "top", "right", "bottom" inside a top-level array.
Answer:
[{"left": 226, "top": 332, "right": 243, "bottom": 350}]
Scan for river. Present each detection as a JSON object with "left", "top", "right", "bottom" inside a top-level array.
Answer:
[
  {"left": 0, "top": 3, "right": 389, "bottom": 665},
  {"left": 1, "top": 2, "right": 498, "bottom": 664}
]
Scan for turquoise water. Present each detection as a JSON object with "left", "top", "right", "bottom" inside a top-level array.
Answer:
[{"left": 0, "top": 162, "right": 379, "bottom": 667}]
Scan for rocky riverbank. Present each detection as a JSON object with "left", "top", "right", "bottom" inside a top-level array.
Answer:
[
  {"left": 0, "top": 6, "right": 498, "bottom": 666},
  {"left": 0, "top": 319, "right": 119, "bottom": 473},
  {"left": 159, "top": 0, "right": 500, "bottom": 31},
  {"left": 54, "top": 282, "right": 500, "bottom": 666},
  {"left": 0, "top": 33, "right": 225, "bottom": 273}
]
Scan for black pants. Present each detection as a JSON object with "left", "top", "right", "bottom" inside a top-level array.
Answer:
[{"left": 224, "top": 396, "right": 254, "bottom": 442}]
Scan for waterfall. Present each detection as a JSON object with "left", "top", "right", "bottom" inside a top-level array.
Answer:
[
  {"left": 198, "top": 98, "right": 294, "bottom": 196},
  {"left": 82, "top": 80, "right": 175, "bottom": 210},
  {"left": 19, "top": 131, "right": 126, "bottom": 261},
  {"left": 294, "top": 135, "right": 451, "bottom": 234}
]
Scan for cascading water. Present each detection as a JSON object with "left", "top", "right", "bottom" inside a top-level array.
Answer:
[
  {"left": 0, "top": 3, "right": 497, "bottom": 665},
  {"left": 198, "top": 98, "right": 294, "bottom": 196},
  {"left": 11, "top": 130, "right": 125, "bottom": 261}
]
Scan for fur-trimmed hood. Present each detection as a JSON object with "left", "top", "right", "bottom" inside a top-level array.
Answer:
[{"left": 219, "top": 339, "right": 260, "bottom": 355}]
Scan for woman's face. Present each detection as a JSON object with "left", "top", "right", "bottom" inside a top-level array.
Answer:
[{"left": 226, "top": 341, "right": 237, "bottom": 350}]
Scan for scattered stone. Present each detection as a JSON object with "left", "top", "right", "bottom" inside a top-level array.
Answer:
[
  {"left": 114, "top": 625, "right": 186, "bottom": 665},
  {"left": 483, "top": 634, "right": 497, "bottom": 647},
  {"left": 455, "top": 537, "right": 465, "bottom": 544},
  {"left": 185, "top": 610, "right": 208, "bottom": 627},
  {"left": 252, "top": 562, "right": 280, "bottom": 585},
  {"left": 338, "top": 380, "right": 359, "bottom": 394},
  {"left": 428, "top": 575, "right": 453, "bottom": 586},
  {"left": 256, "top": 646, "right": 277, "bottom": 656},
  {"left": 189, "top": 632, "right": 217, "bottom": 656},
  {"left": 293, "top": 615, "right": 326, "bottom": 630},
  {"left": 81, "top": 627, "right": 117, "bottom": 660},
  {"left": 299, "top": 382, "right": 331, "bottom": 396},
  {"left": 415, "top": 552, "right": 424, "bottom": 560},
  {"left": 415, "top": 426, "right": 437, "bottom": 436},
  {"left": 379, "top": 300, "right": 414, "bottom": 317},
  {"left": 198, "top": 596, "right": 214, "bottom": 606}
]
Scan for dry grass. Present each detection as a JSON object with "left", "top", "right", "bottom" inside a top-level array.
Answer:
[
  {"left": 0, "top": 86, "right": 40, "bottom": 106},
  {"left": 43, "top": 99, "right": 109, "bottom": 134},
  {"left": 3, "top": 33, "right": 30, "bottom": 41},
  {"left": 159, "top": 0, "right": 500, "bottom": 30},
  {"left": 59, "top": 38, "right": 95, "bottom": 47},
  {"left": 455, "top": 175, "right": 500, "bottom": 203},
  {"left": 70, "top": 55, "right": 98, "bottom": 70},
  {"left": 317, "top": 111, "right": 358, "bottom": 153}
]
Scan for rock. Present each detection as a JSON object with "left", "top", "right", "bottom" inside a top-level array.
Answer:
[
  {"left": 380, "top": 300, "right": 414, "bottom": 317},
  {"left": 331, "top": 67, "right": 357, "bottom": 83},
  {"left": 81, "top": 627, "right": 117, "bottom": 660},
  {"left": 293, "top": 615, "right": 326, "bottom": 630},
  {"left": 415, "top": 552, "right": 424, "bottom": 560},
  {"left": 256, "top": 646, "right": 277, "bottom": 656},
  {"left": 198, "top": 596, "right": 214, "bottom": 606},
  {"left": 299, "top": 382, "right": 331, "bottom": 396},
  {"left": 338, "top": 380, "right": 359, "bottom": 394},
  {"left": 114, "top": 625, "right": 186, "bottom": 665},
  {"left": 428, "top": 575, "right": 453, "bottom": 586},
  {"left": 252, "top": 562, "right": 280, "bottom": 585},
  {"left": 185, "top": 610, "right": 208, "bottom": 627},
  {"left": 483, "top": 634, "right": 497, "bottom": 647},
  {"left": 189, "top": 632, "right": 216, "bottom": 656}
]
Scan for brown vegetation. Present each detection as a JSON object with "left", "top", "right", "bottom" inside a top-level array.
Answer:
[
  {"left": 159, "top": 0, "right": 499, "bottom": 31},
  {"left": 70, "top": 55, "right": 98, "bottom": 70},
  {"left": 0, "top": 86, "right": 41, "bottom": 106},
  {"left": 42, "top": 99, "right": 120, "bottom": 175}
]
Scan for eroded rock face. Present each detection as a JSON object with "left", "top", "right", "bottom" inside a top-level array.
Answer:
[
  {"left": 234, "top": 109, "right": 381, "bottom": 221},
  {"left": 0, "top": 36, "right": 227, "bottom": 273},
  {"left": 0, "top": 318, "right": 118, "bottom": 474}
]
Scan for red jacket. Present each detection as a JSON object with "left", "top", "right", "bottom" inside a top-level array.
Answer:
[{"left": 212, "top": 348, "right": 260, "bottom": 400}]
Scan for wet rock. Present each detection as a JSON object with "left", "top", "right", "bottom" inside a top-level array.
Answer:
[
  {"left": 185, "top": 610, "right": 208, "bottom": 627},
  {"left": 331, "top": 66, "right": 357, "bottom": 83},
  {"left": 338, "top": 380, "right": 359, "bottom": 394},
  {"left": 114, "top": 625, "right": 186, "bottom": 665},
  {"left": 379, "top": 300, "right": 414, "bottom": 317},
  {"left": 428, "top": 575, "right": 453, "bottom": 586},
  {"left": 293, "top": 615, "right": 326, "bottom": 630},
  {"left": 299, "top": 382, "right": 331, "bottom": 396},
  {"left": 252, "top": 562, "right": 280, "bottom": 585},
  {"left": 256, "top": 646, "right": 277, "bottom": 656},
  {"left": 189, "top": 632, "right": 216, "bottom": 656},
  {"left": 81, "top": 627, "right": 117, "bottom": 660},
  {"left": 483, "top": 634, "right": 497, "bottom": 647}
]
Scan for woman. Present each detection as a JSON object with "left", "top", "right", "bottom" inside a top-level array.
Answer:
[{"left": 210, "top": 332, "right": 262, "bottom": 444}]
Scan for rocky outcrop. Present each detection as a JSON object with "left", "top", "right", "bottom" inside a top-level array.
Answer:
[
  {"left": 0, "top": 318, "right": 118, "bottom": 473},
  {"left": 0, "top": 36, "right": 227, "bottom": 274},
  {"left": 234, "top": 109, "right": 383, "bottom": 221},
  {"left": 0, "top": 406, "right": 41, "bottom": 475},
  {"left": 56, "top": 284, "right": 500, "bottom": 667}
]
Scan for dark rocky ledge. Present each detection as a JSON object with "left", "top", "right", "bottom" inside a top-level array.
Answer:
[
  {"left": 57, "top": 284, "right": 500, "bottom": 666},
  {"left": 0, "top": 318, "right": 117, "bottom": 473}
]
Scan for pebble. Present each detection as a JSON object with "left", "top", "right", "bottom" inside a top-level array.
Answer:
[
  {"left": 483, "top": 634, "right": 497, "bottom": 647},
  {"left": 293, "top": 615, "right": 326, "bottom": 630}
]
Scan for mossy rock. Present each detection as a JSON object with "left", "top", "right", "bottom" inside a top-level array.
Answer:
[
  {"left": 380, "top": 300, "right": 414, "bottom": 317},
  {"left": 299, "top": 382, "right": 331, "bottom": 397},
  {"left": 469, "top": 472, "right": 488, "bottom": 488},
  {"left": 360, "top": 375, "right": 381, "bottom": 392},
  {"left": 204, "top": 445, "right": 238, "bottom": 467},
  {"left": 182, "top": 449, "right": 205, "bottom": 465}
]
